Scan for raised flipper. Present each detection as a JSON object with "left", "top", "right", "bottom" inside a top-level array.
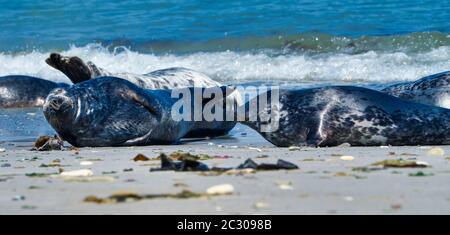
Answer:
[{"left": 46, "top": 53, "right": 93, "bottom": 84}]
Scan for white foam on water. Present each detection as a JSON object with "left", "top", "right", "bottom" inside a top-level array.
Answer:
[{"left": 0, "top": 44, "right": 449, "bottom": 84}]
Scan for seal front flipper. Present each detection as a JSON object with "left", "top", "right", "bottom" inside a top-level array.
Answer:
[
  {"left": 126, "top": 90, "right": 162, "bottom": 117},
  {"left": 46, "top": 53, "right": 93, "bottom": 84}
]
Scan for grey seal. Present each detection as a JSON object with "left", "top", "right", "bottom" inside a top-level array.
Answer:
[
  {"left": 0, "top": 75, "right": 69, "bottom": 108},
  {"left": 43, "top": 76, "right": 236, "bottom": 147},
  {"left": 382, "top": 71, "right": 449, "bottom": 109},
  {"left": 244, "top": 86, "right": 450, "bottom": 147},
  {"left": 46, "top": 53, "right": 221, "bottom": 88}
]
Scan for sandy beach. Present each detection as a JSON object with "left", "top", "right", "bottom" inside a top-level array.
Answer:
[{"left": 1, "top": 123, "right": 449, "bottom": 215}]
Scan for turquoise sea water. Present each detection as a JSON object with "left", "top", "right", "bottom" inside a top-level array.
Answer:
[{"left": 1, "top": 0, "right": 449, "bottom": 52}]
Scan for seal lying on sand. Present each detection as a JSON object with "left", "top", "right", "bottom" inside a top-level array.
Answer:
[
  {"left": 382, "top": 71, "right": 449, "bottom": 109},
  {"left": 44, "top": 77, "right": 449, "bottom": 147},
  {"left": 46, "top": 53, "right": 221, "bottom": 88},
  {"left": 244, "top": 86, "right": 450, "bottom": 147},
  {"left": 43, "top": 77, "right": 236, "bottom": 147},
  {"left": 0, "top": 75, "right": 69, "bottom": 108}
]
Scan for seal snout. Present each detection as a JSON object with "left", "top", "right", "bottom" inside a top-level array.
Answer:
[
  {"left": 44, "top": 90, "right": 74, "bottom": 114},
  {"left": 48, "top": 97, "right": 67, "bottom": 111}
]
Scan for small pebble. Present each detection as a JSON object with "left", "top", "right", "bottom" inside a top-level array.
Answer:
[
  {"left": 206, "top": 184, "right": 235, "bottom": 195},
  {"left": 427, "top": 147, "right": 445, "bottom": 157},
  {"left": 254, "top": 201, "right": 270, "bottom": 209},
  {"left": 248, "top": 147, "right": 262, "bottom": 152},
  {"left": 343, "top": 196, "right": 354, "bottom": 202},
  {"left": 60, "top": 169, "right": 94, "bottom": 177},
  {"left": 288, "top": 146, "right": 302, "bottom": 151},
  {"left": 276, "top": 181, "right": 294, "bottom": 190},
  {"left": 340, "top": 155, "right": 354, "bottom": 161},
  {"left": 12, "top": 195, "right": 26, "bottom": 201},
  {"left": 80, "top": 161, "right": 93, "bottom": 166}
]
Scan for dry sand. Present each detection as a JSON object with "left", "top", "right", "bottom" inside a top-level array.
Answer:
[{"left": 1, "top": 129, "right": 450, "bottom": 215}]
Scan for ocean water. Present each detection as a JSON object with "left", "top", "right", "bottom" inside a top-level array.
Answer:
[
  {"left": 0, "top": 0, "right": 449, "bottom": 142},
  {"left": 0, "top": 0, "right": 449, "bottom": 86}
]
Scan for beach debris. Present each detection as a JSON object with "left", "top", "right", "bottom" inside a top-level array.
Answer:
[
  {"left": 25, "top": 172, "right": 57, "bottom": 178},
  {"left": 400, "top": 153, "right": 418, "bottom": 156},
  {"left": 334, "top": 172, "right": 351, "bottom": 177},
  {"left": 391, "top": 204, "right": 402, "bottom": 210},
  {"left": 84, "top": 190, "right": 209, "bottom": 204},
  {"left": 206, "top": 184, "right": 235, "bottom": 196},
  {"left": 102, "top": 171, "right": 117, "bottom": 175},
  {"left": 339, "top": 155, "right": 354, "bottom": 161},
  {"left": 84, "top": 158, "right": 103, "bottom": 162},
  {"left": 1, "top": 163, "right": 11, "bottom": 167},
  {"left": 168, "top": 151, "right": 214, "bottom": 161},
  {"left": 133, "top": 154, "right": 150, "bottom": 161},
  {"left": 276, "top": 181, "right": 294, "bottom": 190},
  {"left": 173, "top": 182, "right": 189, "bottom": 188},
  {"left": 288, "top": 146, "right": 302, "bottom": 151},
  {"left": 33, "top": 135, "right": 64, "bottom": 151},
  {"left": 352, "top": 166, "right": 385, "bottom": 172},
  {"left": 150, "top": 153, "right": 299, "bottom": 173},
  {"left": 408, "top": 171, "right": 434, "bottom": 177},
  {"left": 371, "top": 159, "right": 429, "bottom": 168},
  {"left": 123, "top": 168, "right": 133, "bottom": 172},
  {"left": 39, "top": 159, "right": 64, "bottom": 167},
  {"left": 80, "top": 161, "right": 93, "bottom": 166},
  {"left": 12, "top": 195, "right": 26, "bottom": 201},
  {"left": 254, "top": 201, "right": 270, "bottom": 209},
  {"left": 21, "top": 205, "right": 37, "bottom": 210},
  {"left": 60, "top": 169, "right": 93, "bottom": 177},
  {"left": 427, "top": 147, "right": 445, "bottom": 157},
  {"left": 302, "top": 158, "right": 315, "bottom": 162},
  {"left": 28, "top": 186, "right": 41, "bottom": 190},
  {"left": 380, "top": 146, "right": 390, "bottom": 149},
  {"left": 0, "top": 148, "right": 6, "bottom": 153},
  {"left": 236, "top": 158, "right": 299, "bottom": 170},
  {"left": 150, "top": 153, "right": 210, "bottom": 172}
]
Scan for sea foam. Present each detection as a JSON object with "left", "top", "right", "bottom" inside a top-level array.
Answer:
[{"left": 0, "top": 44, "right": 449, "bottom": 85}]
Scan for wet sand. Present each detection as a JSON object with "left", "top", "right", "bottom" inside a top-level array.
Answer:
[{"left": 1, "top": 131, "right": 449, "bottom": 214}]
